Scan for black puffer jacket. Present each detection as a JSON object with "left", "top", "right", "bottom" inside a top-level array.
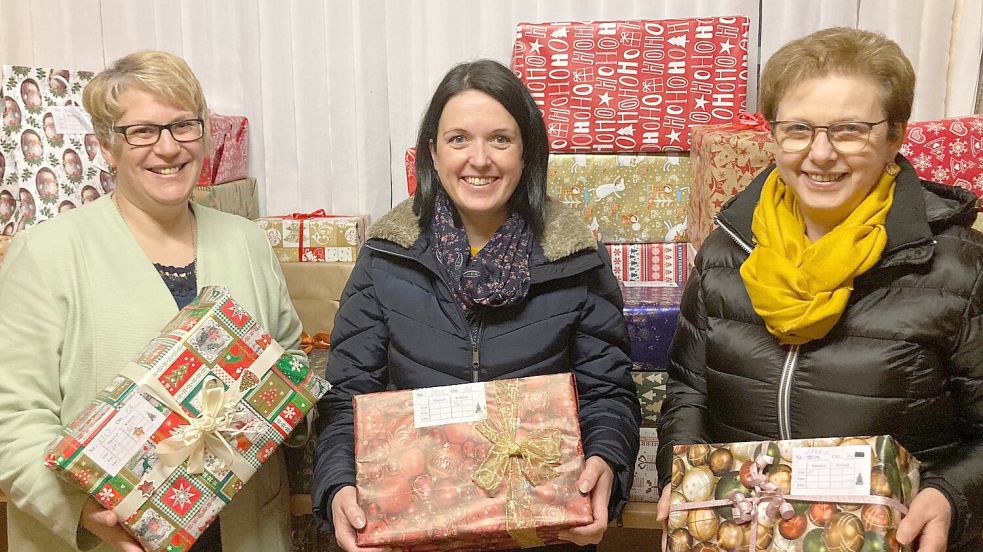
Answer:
[
  {"left": 657, "top": 157, "right": 983, "bottom": 547},
  {"left": 313, "top": 198, "right": 641, "bottom": 530}
]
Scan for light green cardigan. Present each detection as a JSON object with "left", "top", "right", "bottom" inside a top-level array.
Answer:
[{"left": 0, "top": 195, "right": 304, "bottom": 552}]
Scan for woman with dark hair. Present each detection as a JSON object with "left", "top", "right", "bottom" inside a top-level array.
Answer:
[{"left": 312, "top": 58, "right": 640, "bottom": 552}]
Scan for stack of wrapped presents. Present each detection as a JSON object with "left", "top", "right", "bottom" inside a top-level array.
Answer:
[{"left": 511, "top": 16, "right": 752, "bottom": 507}]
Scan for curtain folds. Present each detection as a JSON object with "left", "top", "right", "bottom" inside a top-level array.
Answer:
[{"left": 0, "top": 0, "right": 979, "bottom": 218}]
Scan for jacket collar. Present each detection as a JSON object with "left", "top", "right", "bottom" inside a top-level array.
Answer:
[
  {"left": 366, "top": 197, "right": 597, "bottom": 263},
  {"left": 716, "top": 155, "right": 978, "bottom": 268}
]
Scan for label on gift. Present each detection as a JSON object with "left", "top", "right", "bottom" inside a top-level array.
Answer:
[
  {"left": 85, "top": 393, "right": 167, "bottom": 475},
  {"left": 412, "top": 382, "right": 488, "bottom": 428},
  {"left": 50, "top": 105, "right": 94, "bottom": 134},
  {"left": 791, "top": 445, "right": 872, "bottom": 496}
]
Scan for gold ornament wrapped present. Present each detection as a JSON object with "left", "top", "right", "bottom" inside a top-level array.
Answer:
[
  {"left": 256, "top": 211, "right": 368, "bottom": 263},
  {"left": 667, "top": 435, "right": 919, "bottom": 552}
]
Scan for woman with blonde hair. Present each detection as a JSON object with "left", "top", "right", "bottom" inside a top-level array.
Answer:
[{"left": 0, "top": 50, "right": 302, "bottom": 552}]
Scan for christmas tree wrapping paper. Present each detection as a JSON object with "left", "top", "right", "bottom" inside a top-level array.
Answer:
[
  {"left": 900, "top": 115, "right": 983, "bottom": 209},
  {"left": 511, "top": 17, "right": 750, "bottom": 153},
  {"left": 547, "top": 153, "right": 691, "bottom": 243},
  {"left": 255, "top": 212, "right": 368, "bottom": 263},
  {"left": 630, "top": 427, "right": 660, "bottom": 502},
  {"left": 1, "top": 65, "right": 112, "bottom": 235},
  {"left": 191, "top": 178, "right": 259, "bottom": 219},
  {"left": 666, "top": 435, "right": 919, "bottom": 552},
  {"left": 44, "top": 286, "right": 331, "bottom": 552},
  {"left": 197, "top": 114, "right": 249, "bottom": 186},
  {"left": 622, "top": 284, "right": 683, "bottom": 372},
  {"left": 688, "top": 113, "right": 777, "bottom": 252},
  {"left": 632, "top": 370, "right": 667, "bottom": 429},
  {"left": 353, "top": 373, "right": 592, "bottom": 551},
  {"left": 606, "top": 242, "right": 693, "bottom": 286}
]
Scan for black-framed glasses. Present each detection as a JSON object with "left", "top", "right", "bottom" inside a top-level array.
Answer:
[
  {"left": 113, "top": 118, "right": 205, "bottom": 147},
  {"left": 770, "top": 119, "right": 888, "bottom": 154}
]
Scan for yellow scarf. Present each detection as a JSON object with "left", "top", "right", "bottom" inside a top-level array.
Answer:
[{"left": 740, "top": 168, "right": 896, "bottom": 345}]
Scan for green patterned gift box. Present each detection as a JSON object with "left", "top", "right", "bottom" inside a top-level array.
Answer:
[
  {"left": 632, "top": 369, "right": 667, "bottom": 429},
  {"left": 44, "top": 286, "right": 331, "bottom": 552},
  {"left": 667, "top": 436, "right": 919, "bottom": 552},
  {"left": 547, "top": 153, "right": 690, "bottom": 243}
]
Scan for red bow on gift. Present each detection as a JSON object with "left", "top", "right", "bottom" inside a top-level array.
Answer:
[
  {"left": 734, "top": 111, "right": 771, "bottom": 131},
  {"left": 281, "top": 209, "right": 328, "bottom": 220},
  {"left": 300, "top": 331, "right": 330, "bottom": 354}
]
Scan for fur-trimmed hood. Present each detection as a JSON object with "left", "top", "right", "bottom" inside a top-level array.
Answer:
[{"left": 367, "top": 197, "right": 597, "bottom": 263}]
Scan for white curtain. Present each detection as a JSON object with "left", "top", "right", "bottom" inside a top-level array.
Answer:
[{"left": 1, "top": 0, "right": 979, "bottom": 221}]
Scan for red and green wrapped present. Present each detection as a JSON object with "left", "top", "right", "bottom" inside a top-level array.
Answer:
[
  {"left": 606, "top": 243, "right": 693, "bottom": 286},
  {"left": 688, "top": 113, "right": 777, "bottom": 252},
  {"left": 354, "top": 373, "right": 592, "bottom": 551},
  {"left": 901, "top": 115, "right": 983, "bottom": 209},
  {"left": 511, "top": 17, "right": 750, "bottom": 153},
  {"left": 197, "top": 113, "right": 249, "bottom": 186},
  {"left": 256, "top": 211, "right": 368, "bottom": 263},
  {"left": 44, "top": 286, "right": 331, "bottom": 552},
  {"left": 666, "top": 435, "right": 919, "bottom": 552},
  {"left": 547, "top": 153, "right": 690, "bottom": 243}
]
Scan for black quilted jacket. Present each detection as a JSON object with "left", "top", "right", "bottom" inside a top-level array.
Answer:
[
  {"left": 312, "top": 198, "right": 641, "bottom": 531},
  {"left": 658, "top": 157, "right": 983, "bottom": 547}
]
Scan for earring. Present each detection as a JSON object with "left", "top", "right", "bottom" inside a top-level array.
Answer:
[
  {"left": 109, "top": 166, "right": 117, "bottom": 177},
  {"left": 885, "top": 162, "right": 900, "bottom": 176}
]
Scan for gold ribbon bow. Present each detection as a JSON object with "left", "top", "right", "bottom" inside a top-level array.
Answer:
[
  {"left": 300, "top": 331, "right": 330, "bottom": 354},
  {"left": 155, "top": 375, "right": 244, "bottom": 474},
  {"left": 473, "top": 380, "right": 563, "bottom": 548}
]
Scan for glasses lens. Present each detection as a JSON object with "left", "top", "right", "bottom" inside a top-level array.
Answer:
[
  {"left": 125, "top": 125, "right": 161, "bottom": 146},
  {"left": 827, "top": 122, "right": 870, "bottom": 154},
  {"left": 775, "top": 122, "right": 813, "bottom": 153},
  {"left": 171, "top": 120, "right": 204, "bottom": 142}
]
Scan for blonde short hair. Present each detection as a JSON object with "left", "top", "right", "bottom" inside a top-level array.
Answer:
[
  {"left": 83, "top": 50, "right": 208, "bottom": 146},
  {"left": 759, "top": 27, "right": 914, "bottom": 141}
]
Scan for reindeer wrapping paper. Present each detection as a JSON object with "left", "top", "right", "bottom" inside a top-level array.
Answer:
[{"left": 547, "top": 153, "right": 690, "bottom": 243}]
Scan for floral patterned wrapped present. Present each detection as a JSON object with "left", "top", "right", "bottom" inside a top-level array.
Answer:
[
  {"left": 666, "top": 435, "right": 919, "bottom": 552},
  {"left": 548, "top": 153, "right": 691, "bottom": 243},
  {"left": 354, "top": 373, "right": 592, "bottom": 551},
  {"left": 44, "top": 286, "right": 331, "bottom": 552},
  {"left": 256, "top": 211, "right": 368, "bottom": 263},
  {"left": 688, "top": 113, "right": 777, "bottom": 252},
  {"left": 901, "top": 115, "right": 983, "bottom": 209}
]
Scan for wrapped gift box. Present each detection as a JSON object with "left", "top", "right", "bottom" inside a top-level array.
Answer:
[
  {"left": 406, "top": 147, "right": 418, "bottom": 196},
  {"left": 512, "top": 17, "right": 750, "bottom": 153},
  {"left": 279, "top": 261, "right": 355, "bottom": 335},
  {"left": 198, "top": 114, "right": 249, "bottom": 186},
  {"left": 630, "top": 427, "right": 659, "bottom": 502},
  {"left": 667, "top": 435, "right": 919, "bottom": 552},
  {"left": 632, "top": 370, "right": 667, "bottom": 428},
  {"left": 1, "top": 65, "right": 111, "bottom": 234},
  {"left": 622, "top": 285, "right": 683, "bottom": 371},
  {"left": 44, "top": 286, "right": 331, "bottom": 552},
  {"left": 548, "top": 153, "right": 690, "bottom": 243},
  {"left": 354, "top": 373, "right": 592, "bottom": 551},
  {"left": 689, "top": 114, "right": 777, "bottom": 251},
  {"left": 256, "top": 213, "right": 368, "bottom": 263},
  {"left": 191, "top": 178, "right": 259, "bottom": 219},
  {"left": 901, "top": 115, "right": 983, "bottom": 208},
  {"left": 606, "top": 243, "right": 693, "bottom": 286}
]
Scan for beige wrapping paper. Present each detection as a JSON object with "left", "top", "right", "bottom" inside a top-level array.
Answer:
[
  {"left": 279, "top": 261, "right": 355, "bottom": 335},
  {"left": 191, "top": 178, "right": 259, "bottom": 219},
  {"left": 0, "top": 235, "right": 10, "bottom": 266}
]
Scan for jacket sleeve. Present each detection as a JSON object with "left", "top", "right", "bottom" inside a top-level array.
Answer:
[
  {"left": 919, "top": 264, "right": 983, "bottom": 546},
  {"left": 312, "top": 248, "right": 390, "bottom": 531},
  {"left": 0, "top": 235, "right": 93, "bottom": 549},
  {"left": 656, "top": 253, "right": 712, "bottom": 490},
  {"left": 572, "top": 248, "right": 641, "bottom": 520}
]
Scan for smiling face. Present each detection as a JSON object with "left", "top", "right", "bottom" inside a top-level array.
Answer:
[
  {"left": 773, "top": 74, "right": 903, "bottom": 238},
  {"left": 99, "top": 87, "right": 203, "bottom": 209},
  {"left": 430, "top": 90, "right": 523, "bottom": 234}
]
